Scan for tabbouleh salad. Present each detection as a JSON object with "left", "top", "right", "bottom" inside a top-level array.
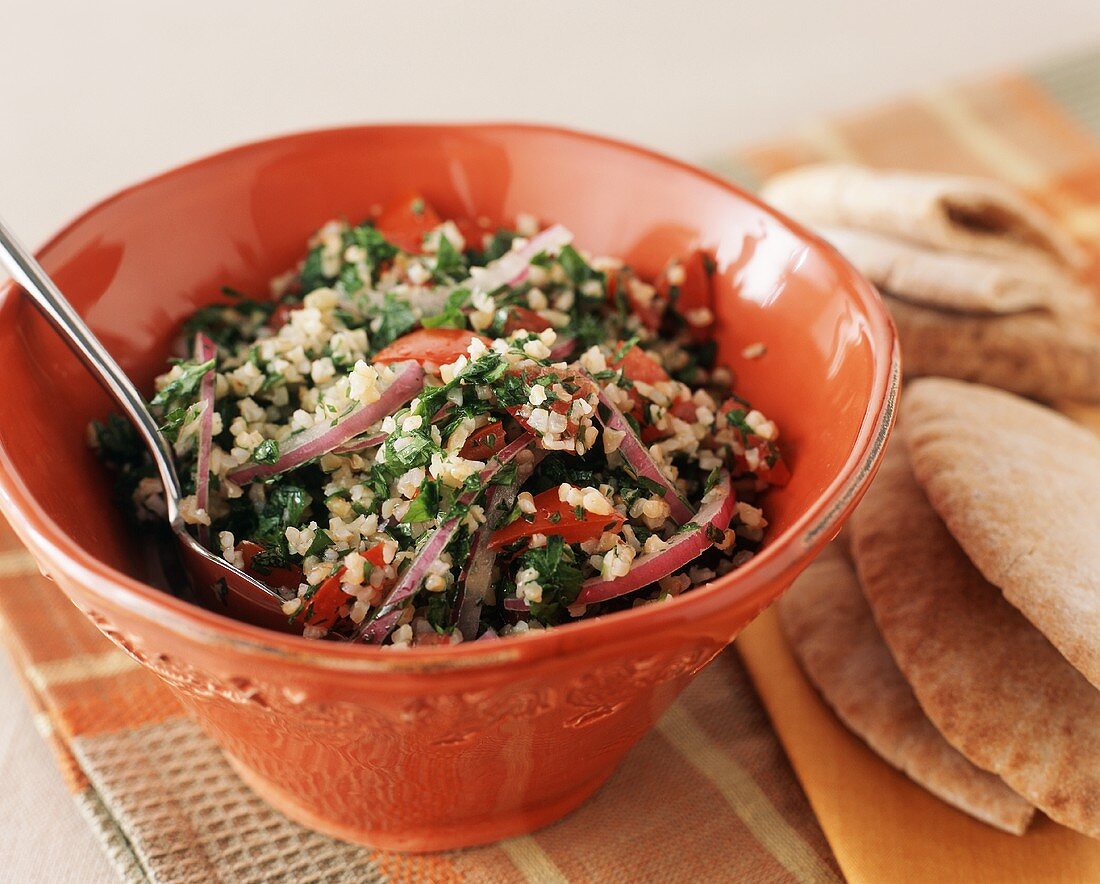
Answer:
[{"left": 92, "top": 195, "right": 787, "bottom": 647}]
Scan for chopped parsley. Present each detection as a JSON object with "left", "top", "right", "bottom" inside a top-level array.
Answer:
[
  {"left": 151, "top": 358, "right": 215, "bottom": 410},
  {"left": 251, "top": 439, "right": 280, "bottom": 465},
  {"left": 522, "top": 536, "right": 584, "bottom": 625},
  {"left": 370, "top": 293, "right": 417, "bottom": 350},
  {"left": 421, "top": 288, "right": 470, "bottom": 329}
]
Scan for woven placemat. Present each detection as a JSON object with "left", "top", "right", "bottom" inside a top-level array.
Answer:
[{"left": 0, "top": 517, "right": 838, "bottom": 883}]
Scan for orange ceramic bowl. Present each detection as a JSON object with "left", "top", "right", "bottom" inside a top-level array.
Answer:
[{"left": 0, "top": 124, "right": 898, "bottom": 851}]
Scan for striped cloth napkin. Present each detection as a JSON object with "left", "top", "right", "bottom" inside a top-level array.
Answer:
[
  {"left": 3, "top": 43, "right": 1100, "bottom": 884},
  {"left": 0, "top": 514, "right": 838, "bottom": 883}
]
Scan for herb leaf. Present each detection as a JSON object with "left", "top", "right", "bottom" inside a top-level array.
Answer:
[
  {"left": 371, "top": 294, "right": 417, "bottom": 350},
  {"left": 151, "top": 358, "right": 215, "bottom": 409}
]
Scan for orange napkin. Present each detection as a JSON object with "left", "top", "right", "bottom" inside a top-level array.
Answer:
[{"left": 738, "top": 612, "right": 1100, "bottom": 882}]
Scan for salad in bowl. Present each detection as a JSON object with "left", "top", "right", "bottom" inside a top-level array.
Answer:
[{"left": 94, "top": 195, "right": 786, "bottom": 647}]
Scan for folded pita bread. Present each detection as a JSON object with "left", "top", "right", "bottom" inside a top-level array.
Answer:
[
  {"left": 779, "top": 545, "right": 1034, "bottom": 834},
  {"left": 886, "top": 296, "right": 1100, "bottom": 402},
  {"left": 850, "top": 442, "right": 1100, "bottom": 838},
  {"left": 762, "top": 164, "right": 1087, "bottom": 269},
  {"left": 819, "top": 226, "right": 1092, "bottom": 316},
  {"left": 903, "top": 378, "right": 1100, "bottom": 688}
]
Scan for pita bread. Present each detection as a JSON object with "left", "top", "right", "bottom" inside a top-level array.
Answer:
[
  {"left": 779, "top": 545, "right": 1034, "bottom": 834},
  {"left": 819, "top": 225, "right": 1092, "bottom": 316},
  {"left": 850, "top": 442, "right": 1100, "bottom": 838},
  {"left": 762, "top": 164, "right": 1087, "bottom": 269},
  {"left": 904, "top": 378, "right": 1100, "bottom": 688},
  {"left": 885, "top": 296, "right": 1100, "bottom": 402}
]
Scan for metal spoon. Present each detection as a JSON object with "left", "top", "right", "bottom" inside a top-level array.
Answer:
[{"left": 0, "top": 217, "right": 296, "bottom": 632}]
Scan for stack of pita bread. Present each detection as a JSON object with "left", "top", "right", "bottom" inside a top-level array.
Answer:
[
  {"left": 764, "top": 166, "right": 1100, "bottom": 838},
  {"left": 762, "top": 164, "right": 1100, "bottom": 402}
]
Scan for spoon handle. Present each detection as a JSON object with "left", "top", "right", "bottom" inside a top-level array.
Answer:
[{"left": 0, "top": 217, "right": 185, "bottom": 528}]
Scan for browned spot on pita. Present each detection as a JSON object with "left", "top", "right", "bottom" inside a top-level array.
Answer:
[{"left": 761, "top": 164, "right": 1087, "bottom": 268}]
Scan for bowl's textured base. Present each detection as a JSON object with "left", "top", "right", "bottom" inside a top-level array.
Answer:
[{"left": 228, "top": 752, "right": 616, "bottom": 852}]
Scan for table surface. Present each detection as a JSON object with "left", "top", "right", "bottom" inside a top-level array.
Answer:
[{"left": 1, "top": 3, "right": 1097, "bottom": 881}]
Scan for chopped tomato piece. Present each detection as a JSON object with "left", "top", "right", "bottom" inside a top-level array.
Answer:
[
  {"left": 373, "top": 328, "right": 491, "bottom": 366},
  {"left": 670, "top": 397, "right": 698, "bottom": 422},
  {"left": 606, "top": 267, "right": 659, "bottom": 329},
  {"left": 267, "top": 303, "right": 294, "bottom": 331},
  {"left": 363, "top": 543, "right": 387, "bottom": 567},
  {"left": 488, "top": 487, "right": 624, "bottom": 550},
  {"left": 610, "top": 343, "right": 671, "bottom": 421},
  {"left": 757, "top": 455, "right": 790, "bottom": 487},
  {"left": 604, "top": 266, "right": 620, "bottom": 303},
  {"left": 461, "top": 421, "right": 505, "bottom": 460},
  {"left": 505, "top": 366, "right": 597, "bottom": 444},
  {"left": 454, "top": 217, "right": 492, "bottom": 252},
  {"left": 413, "top": 631, "right": 454, "bottom": 647},
  {"left": 613, "top": 344, "right": 670, "bottom": 386},
  {"left": 717, "top": 398, "right": 787, "bottom": 486},
  {"left": 657, "top": 250, "right": 715, "bottom": 340},
  {"left": 302, "top": 567, "right": 348, "bottom": 629},
  {"left": 504, "top": 305, "right": 553, "bottom": 334},
  {"left": 376, "top": 193, "right": 442, "bottom": 253},
  {"left": 236, "top": 541, "right": 303, "bottom": 592},
  {"left": 638, "top": 398, "right": 696, "bottom": 444}
]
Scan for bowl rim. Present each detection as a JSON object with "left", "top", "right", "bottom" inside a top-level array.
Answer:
[{"left": 0, "top": 121, "right": 900, "bottom": 673}]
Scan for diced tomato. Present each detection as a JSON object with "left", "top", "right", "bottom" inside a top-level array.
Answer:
[
  {"left": 610, "top": 343, "right": 671, "bottom": 422},
  {"left": 657, "top": 250, "right": 715, "bottom": 340},
  {"left": 605, "top": 266, "right": 620, "bottom": 303},
  {"left": 376, "top": 193, "right": 443, "bottom": 253},
  {"left": 615, "top": 269, "right": 665, "bottom": 331},
  {"left": 717, "top": 398, "right": 788, "bottom": 487},
  {"left": 504, "top": 306, "right": 553, "bottom": 334},
  {"left": 757, "top": 455, "right": 790, "bottom": 487},
  {"left": 670, "top": 397, "right": 698, "bottom": 422},
  {"left": 363, "top": 543, "right": 387, "bottom": 567},
  {"left": 302, "top": 567, "right": 348, "bottom": 629},
  {"left": 267, "top": 303, "right": 294, "bottom": 331},
  {"left": 373, "top": 328, "right": 491, "bottom": 366},
  {"left": 454, "top": 217, "right": 493, "bottom": 253},
  {"left": 413, "top": 631, "right": 454, "bottom": 647},
  {"left": 236, "top": 541, "right": 303, "bottom": 592},
  {"left": 614, "top": 344, "right": 670, "bottom": 386},
  {"left": 460, "top": 421, "right": 505, "bottom": 460},
  {"left": 639, "top": 399, "right": 697, "bottom": 444},
  {"left": 488, "top": 487, "right": 624, "bottom": 550},
  {"left": 505, "top": 366, "right": 597, "bottom": 443}
]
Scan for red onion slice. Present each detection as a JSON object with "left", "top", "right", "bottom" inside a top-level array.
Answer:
[
  {"left": 467, "top": 224, "right": 572, "bottom": 293},
  {"left": 454, "top": 483, "right": 516, "bottom": 640},
  {"left": 503, "top": 597, "right": 530, "bottom": 612},
  {"left": 227, "top": 360, "right": 424, "bottom": 484},
  {"left": 594, "top": 383, "right": 694, "bottom": 524},
  {"left": 476, "top": 626, "right": 499, "bottom": 641},
  {"left": 576, "top": 471, "right": 734, "bottom": 606},
  {"left": 331, "top": 432, "right": 386, "bottom": 455},
  {"left": 192, "top": 333, "right": 217, "bottom": 547},
  {"left": 548, "top": 334, "right": 576, "bottom": 362},
  {"left": 355, "top": 432, "right": 534, "bottom": 643}
]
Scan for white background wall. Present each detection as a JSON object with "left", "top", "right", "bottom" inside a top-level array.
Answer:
[
  {"left": 0, "top": 3, "right": 1097, "bottom": 882},
  {"left": 3, "top": 1, "right": 1098, "bottom": 245}
]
